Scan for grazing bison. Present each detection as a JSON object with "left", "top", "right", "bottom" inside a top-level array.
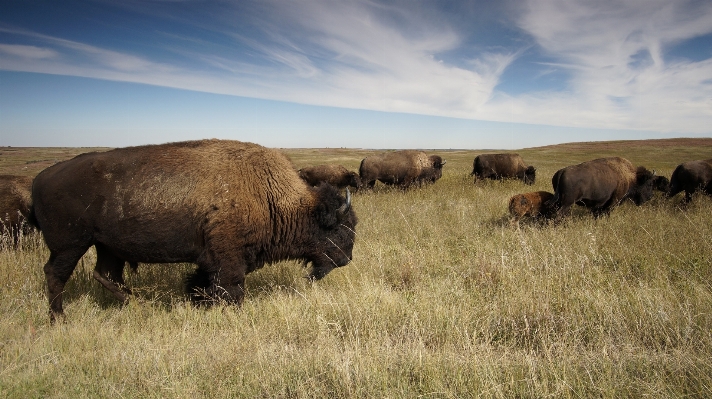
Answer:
[
  {"left": 0, "top": 175, "right": 35, "bottom": 246},
  {"left": 359, "top": 150, "right": 446, "bottom": 189},
  {"left": 298, "top": 164, "right": 362, "bottom": 190},
  {"left": 668, "top": 159, "right": 712, "bottom": 203},
  {"left": 31, "top": 139, "right": 357, "bottom": 323},
  {"left": 471, "top": 153, "right": 536, "bottom": 185},
  {"left": 549, "top": 157, "right": 656, "bottom": 219},
  {"left": 508, "top": 191, "right": 555, "bottom": 225}
]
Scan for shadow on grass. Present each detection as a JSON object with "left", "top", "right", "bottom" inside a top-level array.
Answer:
[{"left": 61, "top": 259, "right": 311, "bottom": 314}]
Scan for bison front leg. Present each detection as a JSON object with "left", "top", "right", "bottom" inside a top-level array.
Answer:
[
  {"left": 209, "top": 266, "right": 245, "bottom": 305},
  {"left": 191, "top": 248, "right": 247, "bottom": 306},
  {"left": 591, "top": 196, "right": 618, "bottom": 219}
]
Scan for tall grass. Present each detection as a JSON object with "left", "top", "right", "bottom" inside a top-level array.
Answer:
[{"left": 1, "top": 142, "right": 711, "bottom": 398}]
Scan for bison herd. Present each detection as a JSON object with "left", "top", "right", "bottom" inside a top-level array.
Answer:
[{"left": 1, "top": 140, "right": 711, "bottom": 323}]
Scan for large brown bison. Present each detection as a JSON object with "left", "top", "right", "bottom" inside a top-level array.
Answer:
[
  {"left": 31, "top": 139, "right": 357, "bottom": 323},
  {"left": 298, "top": 164, "right": 362, "bottom": 190},
  {"left": 359, "top": 150, "right": 445, "bottom": 189},
  {"left": 549, "top": 157, "right": 655, "bottom": 219},
  {"left": 508, "top": 191, "right": 555, "bottom": 225},
  {"left": 668, "top": 159, "right": 712, "bottom": 203},
  {"left": 0, "top": 175, "right": 34, "bottom": 246},
  {"left": 471, "top": 153, "right": 536, "bottom": 185}
]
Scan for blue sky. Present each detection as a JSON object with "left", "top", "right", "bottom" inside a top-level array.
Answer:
[{"left": 1, "top": 0, "right": 711, "bottom": 149}]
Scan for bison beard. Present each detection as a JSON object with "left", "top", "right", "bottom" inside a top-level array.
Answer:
[{"left": 31, "top": 140, "right": 357, "bottom": 323}]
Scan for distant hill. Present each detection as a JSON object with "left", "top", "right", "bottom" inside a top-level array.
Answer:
[{"left": 531, "top": 137, "right": 712, "bottom": 151}]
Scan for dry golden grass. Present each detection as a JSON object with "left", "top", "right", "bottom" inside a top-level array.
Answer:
[{"left": 1, "top": 139, "right": 711, "bottom": 398}]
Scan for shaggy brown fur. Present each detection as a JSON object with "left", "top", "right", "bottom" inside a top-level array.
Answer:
[
  {"left": 32, "top": 139, "right": 357, "bottom": 323},
  {"left": 508, "top": 191, "right": 555, "bottom": 224},
  {"left": 0, "top": 175, "right": 34, "bottom": 245},
  {"left": 472, "top": 153, "right": 536, "bottom": 185},
  {"left": 359, "top": 150, "right": 446, "bottom": 189},
  {"left": 549, "top": 157, "right": 655, "bottom": 220},
  {"left": 298, "top": 164, "right": 362, "bottom": 189}
]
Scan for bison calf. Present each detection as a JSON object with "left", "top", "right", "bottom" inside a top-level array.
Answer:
[{"left": 508, "top": 191, "right": 555, "bottom": 225}]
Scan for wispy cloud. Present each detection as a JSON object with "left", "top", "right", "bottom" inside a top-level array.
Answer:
[
  {"left": 0, "top": 0, "right": 710, "bottom": 136},
  {"left": 0, "top": 44, "right": 58, "bottom": 59},
  {"left": 482, "top": 0, "right": 712, "bottom": 133}
]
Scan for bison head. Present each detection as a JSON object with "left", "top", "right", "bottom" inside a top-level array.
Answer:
[
  {"left": 628, "top": 167, "right": 656, "bottom": 205},
  {"left": 307, "top": 184, "right": 357, "bottom": 281},
  {"left": 348, "top": 171, "right": 363, "bottom": 190},
  {"left": 429, "top": 155, "right": 446, "bottom": 169},
  {"left": 652, "top": 175, "right": 670, "bottom": 193},
  {"left": 524, "top": 166, "right": 536, "bottom": 185}
]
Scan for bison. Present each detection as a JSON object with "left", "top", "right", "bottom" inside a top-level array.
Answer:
[
  {"left": 0, "top": 175, "right": 35, "bottom": 246},
  {"left": 668, "top": 159, "right": 712, "bottom": 203},
  {"left": 508, "top": 191, "right": 555, "bottom": 225},
  {"left": 359, "top": 150, "right": 446, "bottom": 189},
  {"left": 31, "top": 139, "right": 357, "bottom": 323},
  {"left": 471, "top": 153, "right": 536, "bottom": 185},
  {"left": 298, "top": 164, "right": 362, "bottom": 190},
  {"left": 548, "top": 157, "right": 656, "bottom": 219}
]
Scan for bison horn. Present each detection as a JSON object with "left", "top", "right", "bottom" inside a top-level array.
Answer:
[{"left": 338, "top": 188, "right": 351, "bottom": 215}]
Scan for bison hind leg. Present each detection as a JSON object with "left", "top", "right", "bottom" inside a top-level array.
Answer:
[
  {"left": 44, "top": 246, "right": 90, "bottom": 323},
  {"left": 93, "top": 244, "right": 131, "bottom": 304}
]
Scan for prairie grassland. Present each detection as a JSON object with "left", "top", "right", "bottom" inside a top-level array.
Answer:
[{"left": 1, "top": 139, "right": 712, "bottom": 398}]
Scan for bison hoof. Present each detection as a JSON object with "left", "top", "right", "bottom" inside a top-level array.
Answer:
[{"left": 49, "top": 310, "right": 67, "bottom": 325}]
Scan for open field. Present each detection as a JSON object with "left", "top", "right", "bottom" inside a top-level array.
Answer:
[{"left": 1, "top": 138, "right": 712, "bottom": 398}]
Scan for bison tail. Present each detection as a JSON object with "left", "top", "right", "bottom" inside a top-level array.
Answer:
[{"left": 545, "top": 191, "right": 560, "bottom": 210}]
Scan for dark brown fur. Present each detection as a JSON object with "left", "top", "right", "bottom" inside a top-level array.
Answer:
[
  {"left": 652, "top": 175, "right": 671, "bottom": 193},
  {"left": 31, "top": 139, "right": 357, "bottom": 323},
  {"left": 668, "top": 159, "right": 712, "bottom": 203},
  {"left": 0, "top": 175, "right": 35, "bottom": 246},
  {"left": 508, "top": 191, "right": 555, "bottom": 224},
  {"left": 298, "top": 164, "right": 362, "bottom": 189},
  {"left": 359, "top": 150, "right": 445, "bottom": 189},
  {"left": 549, "top": 157, "right": 655, "bottom": 219},
  {"left": 472, "top": 153, "right": 536, "bottom": 185}
]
